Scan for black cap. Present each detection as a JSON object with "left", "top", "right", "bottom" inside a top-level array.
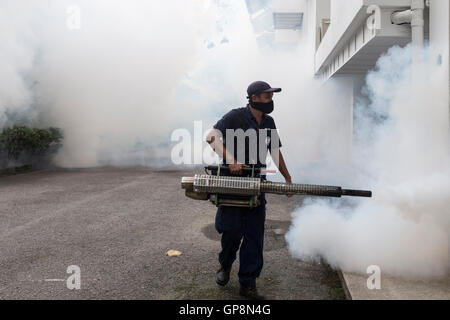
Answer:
[{"left": 247, "top": 81, "right": 282, "bottom": 99}]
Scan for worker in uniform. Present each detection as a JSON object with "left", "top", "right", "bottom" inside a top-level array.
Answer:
[{"left": 206, "top": 81, "right": 292, "bottom": 300}]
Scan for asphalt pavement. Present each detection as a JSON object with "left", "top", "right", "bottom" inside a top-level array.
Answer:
[{"left": 0, "top": 168, "right": 344, "bottom": 300}]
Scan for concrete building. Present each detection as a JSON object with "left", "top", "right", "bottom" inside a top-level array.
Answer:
[
  {"left": 244, "top": 0, "right": 450, "bottom": 299},
  {"left": 309, "top": 0, "right": 449, "bottom": 150},
  {"left": 246, "top": 0, "right": 450, "bottom": 158}
]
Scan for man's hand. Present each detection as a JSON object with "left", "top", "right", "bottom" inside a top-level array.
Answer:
[
  {"left": 229, "top": 163, "right": 249, "bottom": 175},
  {"left": 271, "top": 149, "right": 293, "bottom": 197}
]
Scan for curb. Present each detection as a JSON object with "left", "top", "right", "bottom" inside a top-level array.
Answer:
[
  {"left": 0, "top": 164, "right": 35, "bottom": 177},
  {"left": 337, "top": 269, "right": 352, "bottom": 300}
]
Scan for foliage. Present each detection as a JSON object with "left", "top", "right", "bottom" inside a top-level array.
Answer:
[{"left": 0, "top": 126, "right": 63, "bottom": 166}]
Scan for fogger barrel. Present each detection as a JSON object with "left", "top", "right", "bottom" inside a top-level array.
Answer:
[
  {"left": 182, "top": 175, "right": 372, "bottom": 198},
  {"left": 181, "top": 166, "right": 372, "bottom": 208}
]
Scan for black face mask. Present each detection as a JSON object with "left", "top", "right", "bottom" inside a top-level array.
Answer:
[{"left": 250, "top": 100, "right": 274, "bottom": 114}]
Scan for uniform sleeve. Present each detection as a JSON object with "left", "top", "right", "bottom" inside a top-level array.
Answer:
[
  {"left": 268, "top": 118, "right": 282, "bottom": 150},
  {"left": 213, "top": 110, "right": 236, "bottom": 138}
]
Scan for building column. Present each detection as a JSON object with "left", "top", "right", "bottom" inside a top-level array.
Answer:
[{"left": 429, "top": 0, "right": 450, "bottom": 139}]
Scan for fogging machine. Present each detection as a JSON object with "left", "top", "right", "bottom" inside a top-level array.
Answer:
[{"left": 181, "top": 165, "right": 372, "bottom": 208}]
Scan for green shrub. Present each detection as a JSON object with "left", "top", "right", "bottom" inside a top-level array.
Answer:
[{"left": 0, "top": 126, "right": 63, "bottom": 167}]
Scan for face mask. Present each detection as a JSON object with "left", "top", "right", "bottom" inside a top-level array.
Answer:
[{"left": 250, "top": 100, "right": 274, "bottom": 114}]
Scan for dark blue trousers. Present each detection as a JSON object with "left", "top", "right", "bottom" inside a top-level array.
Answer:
[{"left": 215, "top": 194, "right": 266, "bottom": 287}]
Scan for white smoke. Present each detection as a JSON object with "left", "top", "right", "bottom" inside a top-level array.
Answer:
[
  {"left": 0, "top": 0, "right": 223, "bottom": 167},
  {"left": 1, "top": 0, "right": 328, "bottom": 168},
  {"left": 35, "top": 0, "right": 212, "bottom": 167},
  {"left": 286, "top": 44, "right": 450, "bottom": 279},
  {"left": 0, "top": 1, "right": 38, "bottom": 126}
]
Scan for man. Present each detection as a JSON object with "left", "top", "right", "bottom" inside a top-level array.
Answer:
[{"left": 206, "top": 81, "right": 292, "bottom": 300}]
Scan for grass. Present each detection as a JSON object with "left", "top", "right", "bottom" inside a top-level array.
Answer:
[{"left": 321, "top": 264, "right": 347, "bottom": 300}]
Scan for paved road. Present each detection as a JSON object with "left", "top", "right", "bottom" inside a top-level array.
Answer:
[{"left": 0, "top": 168, "right": 344, "bottom": 300}]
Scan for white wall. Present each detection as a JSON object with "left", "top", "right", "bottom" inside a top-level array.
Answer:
[
  {"left": 429, "top": 0, "right": 450, "bottom": 135},
  {"left": 301, "top": 0, "right": 319, "bottom": 76},
  {"left": 326, "top": 0, "right": 363, "bottom": 44},
  {"left": 330, "top": 0, "right": 363, "bottom": 32},
  {"left": 271, "top": 0, "right": 305, "bottom": 12},
  {"left": 329, "top": 75, "right": 355, "bottom": 161},
  {"left": 315, "top": 0, "right": 330, "bottom": 49},
  {"left": 270, "top": 0, "right": 306, "bottom": 49}
]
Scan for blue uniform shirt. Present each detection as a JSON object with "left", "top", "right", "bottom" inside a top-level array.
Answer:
[{"left": 213, "top": 105, "right": 282, "bottom": 167}]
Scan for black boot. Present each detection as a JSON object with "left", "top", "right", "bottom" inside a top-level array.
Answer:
[
  {"left": 216, "top": 267, "right": 231, "bottom": 286},
  {"left": 239, "top": 285, "right": 265, "bottom": 300}
]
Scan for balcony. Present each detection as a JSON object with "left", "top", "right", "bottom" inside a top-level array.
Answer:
[{"left": 315, "top": 0, "right": 427, "bottom": 80}]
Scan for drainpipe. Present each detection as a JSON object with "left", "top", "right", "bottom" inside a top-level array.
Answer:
[
  {"left": 411, "top": 0, "right": 425, "bottom": 48},
  {"left": 391, "top": 0, "right": 426, "bottom": 48}
]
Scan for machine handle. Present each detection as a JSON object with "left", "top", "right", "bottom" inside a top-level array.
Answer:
[{"left": 205, "top": 165, "right": 262, "bottom": 174}]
